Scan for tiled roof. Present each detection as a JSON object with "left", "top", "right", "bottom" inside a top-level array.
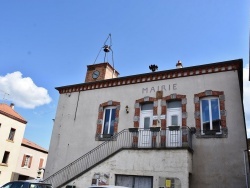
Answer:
[
  {"left": 0, "top": 103, "right": 27, "bottom": 124},
  {"left": 22, "top": 138, "right": 48, "bottom": 153}
]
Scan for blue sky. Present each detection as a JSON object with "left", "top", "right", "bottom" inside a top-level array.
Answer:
[{"left": 0, "top": 1, "right": 249, "bottom": 149}]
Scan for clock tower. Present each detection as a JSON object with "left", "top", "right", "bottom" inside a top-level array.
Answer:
[{"left": 84, "top": 62, "right": 119, "bottom": 83}]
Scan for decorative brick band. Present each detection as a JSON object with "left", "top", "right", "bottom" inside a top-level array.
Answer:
[{"left": 56, "top": 61, "right": 240, "bottom": 94}]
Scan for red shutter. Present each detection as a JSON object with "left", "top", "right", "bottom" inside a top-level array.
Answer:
[
  {"left": 39, "top": 158, "right": 44, "bottom": 169},
  {"left": 21, "top": 155, "right": 26, "bottom": 167},
  {"left": 28, "top": 156, "right": 33, "bottom": 168}
]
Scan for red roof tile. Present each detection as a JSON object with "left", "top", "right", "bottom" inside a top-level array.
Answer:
[
  {"left": 0, "top": 103, "right": 27, "bottom": 124},
  {"left": 22, "top": 138, "right": 48, "bottom": 153}
]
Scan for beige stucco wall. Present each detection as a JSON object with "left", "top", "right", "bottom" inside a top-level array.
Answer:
[
  {"left": 14, "top": 145, "right": 48, "bottom": 180},
  {"left": 46, "top": 69, "right": 248, "bottom": 187},
  {"left": 0, "top": 114, "right": 26, "bottom": 185},
  {"left": 63, "top": 149, "right": 192, "bottom": 188}
]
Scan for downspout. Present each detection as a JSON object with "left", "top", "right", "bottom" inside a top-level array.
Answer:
[
  {"left": 244, "top": 149, "right": 249, "bottom": 188},
  {"left": 74, "top": 91, "right": 80, "bottom": 121}
]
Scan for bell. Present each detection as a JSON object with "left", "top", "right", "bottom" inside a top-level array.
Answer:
[{"left": 103, "top": 45, "right": 110, "bottom": 53}]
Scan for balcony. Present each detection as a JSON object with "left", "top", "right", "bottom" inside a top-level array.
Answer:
[{"left": 128, "top": 126, "right": 193, "bottom": 149}]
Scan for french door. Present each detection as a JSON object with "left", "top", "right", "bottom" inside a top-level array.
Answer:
[
  {"left": 138, "top": 110, "right": 153, "bottom": 148},
  {"left": 166, "top": 108, "right": 182, "bottom": 147}
]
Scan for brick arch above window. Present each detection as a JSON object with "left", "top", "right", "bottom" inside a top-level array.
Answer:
[
  {"left": 134, "top": 96, "right": 158, "bottom": 128},
  {"left": 161, "top": 93, "right": 187, "bottom": 130},
  {"left": 194, "top": 90, "right": 227, "bottom": 138},
  {"left": 96, "top": 100, "right": 120, "bottom": 141}
]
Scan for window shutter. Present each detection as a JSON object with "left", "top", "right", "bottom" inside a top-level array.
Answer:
[
  {"left": 39, "top": 158, "right": 44, "bottom": 169},
  {"left": 28, "top": 156, "right": 33, "bottom": 168},
  {"left": 21, "top": 155, "right": 26, "bottom": 167}
]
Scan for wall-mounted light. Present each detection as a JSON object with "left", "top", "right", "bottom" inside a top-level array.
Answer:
[{"left": 125, "top": 105, "right": 129, "bottom": 114}]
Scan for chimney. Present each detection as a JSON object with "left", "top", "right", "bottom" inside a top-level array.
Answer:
[
  {"left": 176, "top": 60, "right": 183, "bottom": 69},
  {"left": 10, "top": 103, "right": 14, "bottom": 109}
]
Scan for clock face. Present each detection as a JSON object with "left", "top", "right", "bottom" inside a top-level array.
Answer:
[{"left": 92, "top": 70, "right": 100, "bottom": 79}]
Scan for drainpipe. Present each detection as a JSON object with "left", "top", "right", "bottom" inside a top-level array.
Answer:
[{"left": 244, "top": 150, "right": 249, "bottom": 188}]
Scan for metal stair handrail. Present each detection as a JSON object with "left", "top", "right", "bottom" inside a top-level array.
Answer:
[{"left": 43, "top": 129, "right": 132, "bottom": 187}]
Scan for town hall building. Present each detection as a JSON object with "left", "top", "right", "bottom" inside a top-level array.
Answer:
[{"left": 44, "top": 59, "right": 249, "bottom": 188}]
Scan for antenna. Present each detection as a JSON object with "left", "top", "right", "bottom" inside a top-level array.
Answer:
[{"left": 0, "top": 90, "right": 10, "bottom": 100}]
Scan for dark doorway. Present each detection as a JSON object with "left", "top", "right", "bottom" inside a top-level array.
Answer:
[{"left": 18, "top": 175, "right": 29, "bottom": 180}]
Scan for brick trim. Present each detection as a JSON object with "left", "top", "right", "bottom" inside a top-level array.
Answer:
[
  {"left": 194, "top": 90, "right": 227, "bottom": 138},
  {"left": 96, "top": 100, "right": 120, "bottom": 140},
  {"left": 56, "top": 60, "right": 241, "bottom": 94},
  {"left": 133, "top": 97, "right": 158, "bottom": 128},
  {"left": 132, "top": 97, "right": 157, "bottom": 146},
  {"left": 161, "top": 94, "right": 187, "bottom": 130},
  {"left": 161, "top": 94, "right": 187, "bottom": 146}
]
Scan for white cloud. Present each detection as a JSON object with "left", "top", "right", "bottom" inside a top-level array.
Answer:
[
  {"left": 243, "top": 64, "right": 250, "bottom": 137},
  {"left": 0, "top": 71, "right": 52, "bottom": 109}
]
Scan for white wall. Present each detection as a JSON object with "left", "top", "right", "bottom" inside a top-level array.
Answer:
[
  {"left": 15, "top": 146, "right": 48, "bottom": 180},
  {"left": 0, "top": 114, "right": 26, "bottom": 185},
  {"left": 64, "top": 149, "right": 192, "bottom": 188}
]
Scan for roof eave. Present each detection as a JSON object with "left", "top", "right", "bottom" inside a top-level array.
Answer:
[{"left": 0, "top": 110, "right": 27, "bottom": 124}]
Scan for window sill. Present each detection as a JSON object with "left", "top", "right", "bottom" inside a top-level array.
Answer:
[
  {"left": 95, "top": 134, "right": 117, "bottom": 141},
  {"left": 22, "top": 166, "right": 30, "bottom": 169},
  {"left": 0, "top": 163, "right": 8, "bottom": 167},
  {"left": 204, "top": 130, "right": 220, "bottom": 135},
  {"left": 6, "top": 139, "right": 14, "bottom": 143},
  {"left": 196, "top": 128, "right": 228, "bottom": 138}
]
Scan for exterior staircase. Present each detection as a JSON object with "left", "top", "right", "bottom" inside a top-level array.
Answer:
[{"left": 43, "top": 127, "right": 192, "bottom": 188}]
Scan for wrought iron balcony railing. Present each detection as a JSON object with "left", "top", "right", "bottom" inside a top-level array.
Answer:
[{"left": 43, "top": 127, "right": 193, "bottom": 188}]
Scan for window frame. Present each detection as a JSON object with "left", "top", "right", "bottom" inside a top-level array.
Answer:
[
  {"left": 1, "top": 151, "right": 10, "bottom": 165},
  {"left": 200, "top": 97, "right": 222, "bottom": 135},
  {"left": 21, "top": 154, "right": 33, "bottom": 168},
  {"left": 140, "top": 102, "right": 154, "bottom": 129},
  {"left": 8, "top": 128, "right": 16, "bottom": 141},
  {"left": 24, "top": 155, "right": 31, "bottom": 167},
  {"left": 96, "top": 100, "right": 120, "bottom": 141},
  {"left": 195, "top": 90, "right": 227, "bottom": 138},
  {"left": 102, "top": 106, "right": 116, "bottom": 136}
]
